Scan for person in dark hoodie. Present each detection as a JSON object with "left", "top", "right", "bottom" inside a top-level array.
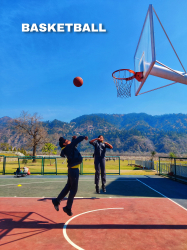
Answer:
[
  {"left": 52, "top": 135, "right": 88, "bottom": 216},
  {"left": 89, "top": 135, "right": 113, "bottom": 194}
]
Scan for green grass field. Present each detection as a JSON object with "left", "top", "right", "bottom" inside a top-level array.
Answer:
[{"left": 0, "top": 153, "right": 18, "bottom": 156}]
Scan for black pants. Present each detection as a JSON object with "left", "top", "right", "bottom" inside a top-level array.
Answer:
[
  {"left": 94, "top": 157, "right": 106, "bottom": 186},
  {"left": 57, "top": 167, "right": 79, "bottom": 209}
]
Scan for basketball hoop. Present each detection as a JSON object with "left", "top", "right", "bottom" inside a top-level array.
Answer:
[{"left": 112, "top": 69, "right": 143, "bottom": 98}]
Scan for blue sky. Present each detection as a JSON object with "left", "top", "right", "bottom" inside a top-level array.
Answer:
[{"left": 0, "top": 0, "right": 187, "bottom": 122}]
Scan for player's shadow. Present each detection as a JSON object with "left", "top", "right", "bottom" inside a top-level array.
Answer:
[{"left": 103, "top": 176, "right": 187, "bottom": 199}]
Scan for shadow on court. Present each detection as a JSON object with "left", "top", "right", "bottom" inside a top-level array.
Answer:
[
  {"left": 1, "top": 210, "right": 187, "bottom": 248},
  {"left": 103, "top": 178, "right": 161, "bottom": 197},
  {"left": 0, "top": 211, "right": 58, "bottom": 247},
  {"left": 1, "top": 196, "right": 187, "bottom": 250},
  {"left": 37, "top": 197, "right": 100, "bottom": 202},
  {"left": 103, "top": 176, "right": 187, "bottom": 203}
]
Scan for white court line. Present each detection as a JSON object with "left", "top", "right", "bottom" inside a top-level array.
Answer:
[
  {"left": 0, "top": 181, "right": 66, "bottom": 187},
  {"left": 0, "top": 196, "right": 55, "bottom": 198},
  {"left": 0, "top": 179, "right": 137, "bottom": 187},
  {"left": 63, "top": 207, "right": 124, "bottom": 250},
  {"left": 0, "top": 197, "right": 85, "bottom": 198},
  {"left": 136, "top": 178, "right": 187, "bottom": 212},
  {"left": 111, "top": 179, "right": 137, "bottom": 181},
  {"left": 0, "top": 196, "right": 162, "bottom": 199}
]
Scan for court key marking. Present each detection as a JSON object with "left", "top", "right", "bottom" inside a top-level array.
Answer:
[{"left": 63, "top": 207, "right": 124, "bottom": 250}]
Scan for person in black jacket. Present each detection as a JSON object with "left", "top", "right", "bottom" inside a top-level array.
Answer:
[
  {"left": 89, "top": 135, "right": 113, "bottom": 194},
  {"left": 52, "top": 135, "right": 88, "bottom": 216}
]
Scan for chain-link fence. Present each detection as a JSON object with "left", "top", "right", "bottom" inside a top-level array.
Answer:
[
  {"left": 159, "top": 157, "right": 187, "bottom": 182},
  {"left": 0, "top": 155, "right": 120, "bottom": 175}
]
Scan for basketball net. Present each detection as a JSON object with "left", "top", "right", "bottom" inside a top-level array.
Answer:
[{"left": 112, "top": 69, "right": 143, "bottom": 98}]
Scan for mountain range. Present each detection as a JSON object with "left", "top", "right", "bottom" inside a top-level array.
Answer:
[{"left": 1, "top": 113, "right": 187, "bottom": 154}]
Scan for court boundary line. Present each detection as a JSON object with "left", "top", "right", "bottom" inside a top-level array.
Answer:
[
  {"left": 63, "top": 207, "right": 124, "bottom": 250},
  {"left": 0, "top": 197, "right": 164, "bottom": 199},
  {"left": 0, "top": 181, "right": 66, "bottom": 186},
  {"left": 0, "top": 179, "right": 137, "bottom": 187},
  {"left": 136, "top": 178, "right": 187, "bottom": 212}
]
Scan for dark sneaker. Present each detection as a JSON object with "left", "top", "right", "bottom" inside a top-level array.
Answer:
[
  {"left": 52, "top": 198, "right": 59, "bottom": 211},
  {"left": 63, "top": 206, "right": 73, "bottom": 216},
  {"left": 96, "top": 185, "right": 100, "bottom": 194},
  {"left": 102, "top": 185, "right": 106, "bottom": 193}
]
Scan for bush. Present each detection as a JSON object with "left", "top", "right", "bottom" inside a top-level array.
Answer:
[{"left": 22, "top": 159, "right": 28, "bottom": 164}]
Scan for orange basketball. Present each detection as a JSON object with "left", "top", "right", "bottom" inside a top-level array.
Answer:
[{"left": 73, "top": 77, "right": 83, "bottom": 87}]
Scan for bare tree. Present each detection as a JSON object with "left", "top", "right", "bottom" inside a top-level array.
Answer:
[
  {"left": 169, "top": 152, "right": 176, "bottom": 165},
  {"left": 151, "top": 151, "right": 156, "bottom": 161},
  {"left": 151, "top": 151, "right": 156, "bottom": 169},
  {"left": 12, "top": 111, "right": 48, "bottom": 161}
]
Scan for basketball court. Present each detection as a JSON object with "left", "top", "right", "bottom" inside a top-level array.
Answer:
[
  {"left": 1, "top": 175, "right": 187, "bottom": 250},
  {"left": 1, "top": 3, "right": 187, "bottom": 250}
]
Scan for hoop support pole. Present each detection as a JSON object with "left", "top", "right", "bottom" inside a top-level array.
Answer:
[{"left": 150, "top": 64, "right": 187, "bottom": 85}]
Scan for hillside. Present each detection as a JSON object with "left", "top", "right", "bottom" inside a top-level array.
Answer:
[
  {"left": 1, "top": 113, "right": 187, "bottom": 154},
  {"left": 95, "top": 113, "right": 187, "bottom": 132}
]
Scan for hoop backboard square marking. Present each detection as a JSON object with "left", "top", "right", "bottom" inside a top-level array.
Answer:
[
  {"left": 134, "top": 4, "right": 156, "bottom": 96},
  {"left": 139, "top": 52, "right": 145, "bottom": 76}
]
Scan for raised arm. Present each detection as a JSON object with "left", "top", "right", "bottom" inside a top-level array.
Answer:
[
  {"left": 71, "top": 135, "right": 88, "bottom": 147},
  {"left": 89, "top": 138, "right": 100, "bottom": 145},
  {"left": 105, "top": 142, "right": 113, "bottom": 149}
]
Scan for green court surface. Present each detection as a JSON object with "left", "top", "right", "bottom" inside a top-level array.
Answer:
[
  {"left": 0, "top": 175, "right": 160, "bottom": 198},
  {"left": 1, "top": 174, "right": 187, "bottom": 210},
  {"left": 1, "top": 174, "right": 187, "bottom": 206}
]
